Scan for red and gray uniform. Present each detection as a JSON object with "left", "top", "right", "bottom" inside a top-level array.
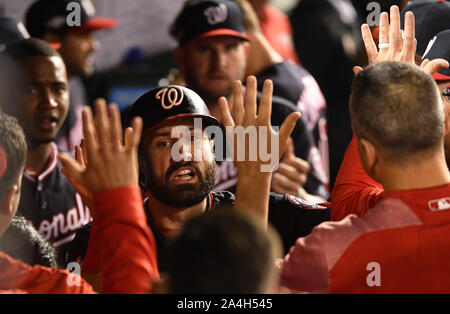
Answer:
[
  {"left": 17, "top": 143, "right": 91, "bottom": 266},
  {"left": 279, "top": 183, "right": 450, "bottom": 293},
  {"left": 0, "top": 186, "right": 159, "bottom": 294}
]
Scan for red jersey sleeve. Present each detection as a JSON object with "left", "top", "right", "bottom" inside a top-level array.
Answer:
[
  {"left": 93, "top": 186, "right": 159, "bottom": 294},
  {"left": 330, "top": 136, "right": 384, "bottom": 221},
  {"left": 0, "top": 251, "right": 95, "bottom": 294},
  {"left": 0, "top": 185, "right": 158, "bottom": 294}
]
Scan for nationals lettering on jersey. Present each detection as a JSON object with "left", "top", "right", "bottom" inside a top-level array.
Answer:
[{"left": 17, "top": 143, "right": 91, "bottom": 266}]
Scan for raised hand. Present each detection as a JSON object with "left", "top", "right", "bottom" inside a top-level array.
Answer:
[
  {"left": 219, "top": 76, "right": 301, "bottom": 173},
  {"left": 354, "top": 5, "right": 448, "bottom": 76},
  {"left": 59, "top": 100, "right": 142, "bottom": 215},
  {"left": 218, "top": 76, "right": 301, "bottom": 225}
]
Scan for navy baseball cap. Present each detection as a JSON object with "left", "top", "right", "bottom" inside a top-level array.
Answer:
[
  {"left": 401, "top": 0, "right": 450, "bottom": 56},
  {"left": 422, "top": 29, "right": 450, "bottom": 81},
  {"left": 170, "top": 0, "right": 250, "bottom": 45},
  {"left": 0, "top": 17, "right": 30, "bottom": 51},
  {"left": 125, "top": 85, "right": 220, "bottom": 136},
  {"left": 25, "top": 0, "right": 118, "bottom": 39}
]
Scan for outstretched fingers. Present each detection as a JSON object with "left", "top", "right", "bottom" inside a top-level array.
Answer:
[
  {"left": 258, "top": 80, "right": 273, "bottom": 125},
  {"left": 244, "top": 76, "right": 257, "bottom": 124},
  {"left": 125, "top": 116, "right": 143, "bottom": 153},
  {"left": 218, "top": 97, "right": 234, "bottom": 127},
  {"left": 232, "top": 80, "right": 244, "bottom": 125},
  {"left": 82, "top": 107, "right": 99, "bottom": 165},
  {"left": 401, "top": 11, "right": 416, "bottom": 62},
  {"left": 108, "top": 104, "right": 124, "bottom": 151},
  {"left": 361, "top": 24, "right": 378, "bottom": 62}
]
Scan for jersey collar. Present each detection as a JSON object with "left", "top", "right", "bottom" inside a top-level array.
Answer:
[{"left": 23, "top": 143, "right": 59, "bottom": 182}]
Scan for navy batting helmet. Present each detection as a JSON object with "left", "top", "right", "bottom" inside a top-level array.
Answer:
[
  {"left": 125, "top": 85, "right": 221, "bottom": 191},
  {"left": 124, "top": 85, "right": 220, "bottom": 134}
]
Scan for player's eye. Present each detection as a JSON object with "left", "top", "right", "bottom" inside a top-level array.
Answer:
[
  {"left": 22, "top": 85, "right": 37, "bottom": 96},
  {"left": 443, "top": 86, "right": 450, "bottom": 102},
  {"left": 191, "top": 135, "right": 201, "bottom": 142},
  {"left": 53, "top": 84, "right": 67, "bottom": 95},
  {"left": 157, "top": 140, "right": 171, "bottom": 148}
]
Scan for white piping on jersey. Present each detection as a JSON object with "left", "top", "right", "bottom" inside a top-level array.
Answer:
[
  {"left": 23, "top": 143, "right": 59, "bottom": 182},
  {"left": 52, "top": 233, "right": 76, "bottom": 248}
]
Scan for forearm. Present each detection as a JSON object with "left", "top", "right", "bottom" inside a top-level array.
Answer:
[
  {"left": 92, "top": 186, "right": 159, "bottom": 294},
  {"left": 235, "top": 169, "right": 272, "bottom": 227}
]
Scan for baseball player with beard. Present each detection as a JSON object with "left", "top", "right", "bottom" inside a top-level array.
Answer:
[{"left": 67, "top": 78, "right": 330, "bottom": 280}]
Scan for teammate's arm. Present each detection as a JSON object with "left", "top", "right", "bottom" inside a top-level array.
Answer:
[{"left": 59, "top": 101, "right": 159, "bottom": 293}]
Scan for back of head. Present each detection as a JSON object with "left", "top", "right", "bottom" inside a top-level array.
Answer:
[
  {"left": 350, "top": 61, "right": 445, "bottom": 164},
  {"left": 0, "top": 215, "right": 57, "bottom": 267},
  {"left": 0, "top": 113, "right": 27, "bottom": 201},
  {"left": 166, "top": 209, "right": 281, "bottom": 293},
  {"left": 1, "top": 37, "right": 60, "bottom": 63}
]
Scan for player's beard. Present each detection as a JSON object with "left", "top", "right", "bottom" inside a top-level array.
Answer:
[{"left": 147, "top": 160, "right": 216, "bottom": 207}]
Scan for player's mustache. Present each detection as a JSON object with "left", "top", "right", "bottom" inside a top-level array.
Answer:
[{"left": 165, "top": 161, "right": 203, "bottom": 181}]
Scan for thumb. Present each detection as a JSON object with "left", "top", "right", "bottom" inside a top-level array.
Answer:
[
  {"left": 59, "top": 152, "right": 85, "bottom": 179},
  {"left": 421, "top": 58, "right": 449, "bottom": 76},
  {"left": 282, "top": 137, "right": 295, "bottom": 161},
  {"left": 279, "top": 112, "right": 301, "bottom": 158},
  {"left": 353, "top": 66, "right": 363, "bottom": 76}
]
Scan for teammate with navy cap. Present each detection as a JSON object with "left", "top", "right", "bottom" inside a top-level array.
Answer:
[
  {"left": 25, "top": 0, "right": 118, "bottom": 153},
  {"left": 0, "top": 17, "right": 30, "bottom": 52},
  {"left": 170, "top": 0, "right": 328, "bottom": 201}
]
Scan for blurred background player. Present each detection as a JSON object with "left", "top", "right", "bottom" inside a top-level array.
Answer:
[
  {"left": 170, "top": 0, "right": 328, "bottom": 201},
  {"left": 0, "top": 16, "right": 29, "bottom": 51},
  {"left": 236, "top": 0, "right": 329, "bottom": 193},
  {"left": 25, "top": 0, "right": 118, "bottom": 152}
]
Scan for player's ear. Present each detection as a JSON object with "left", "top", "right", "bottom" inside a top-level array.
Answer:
[
  {"left": 0, "top": 185, "right": 19, "bottom": 217},
  {"left": 357, "top": 138, "right": 379, "bottom": 180},
  {"left": 444, "top": 105, "right": 449, "bottom": 136},
  {"left": 173, "top": 47, "right": 186, "bottom": 74},
  {"left": 243, "top": 40, "right": 250, "bottom": 59}
]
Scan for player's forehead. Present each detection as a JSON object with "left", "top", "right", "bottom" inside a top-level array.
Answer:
[
  {"left": 141, "top": 117, "right": 198, "bottom": 144},
  {"left": 187, "top": 35, "right": 244, "bottom": 48},
  {"left": 20, "top": 56, "right": 67, "bottom": 84},
  {"left": 437, "top": 80, "right": 450, "bottom": 89}
]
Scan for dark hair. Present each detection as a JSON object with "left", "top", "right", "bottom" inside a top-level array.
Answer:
[
  {"left": 0, "top": 113, "right": 27, "bottom": 199},
  {"left": 2, "top": 37, "right": 60, "bottom": 62},
  {"left": 350, "top": 61, "right": 445, "bottom": 164},
  {"left": 0, "top": 38, "right": 62, "bottom": 113},
  {"left": 0, "top": 215, "right": 57, "bottom": 267},
  {"left": 166, "top": 209, "right": 281, "bottom": 293}
]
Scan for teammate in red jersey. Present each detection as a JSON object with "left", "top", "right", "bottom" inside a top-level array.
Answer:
[
  {"left": 277, "top": 7, "right": 450, "bottom": 293},
  {"left": 331, "top": 6, "right": 450, "bottom": 221}
]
